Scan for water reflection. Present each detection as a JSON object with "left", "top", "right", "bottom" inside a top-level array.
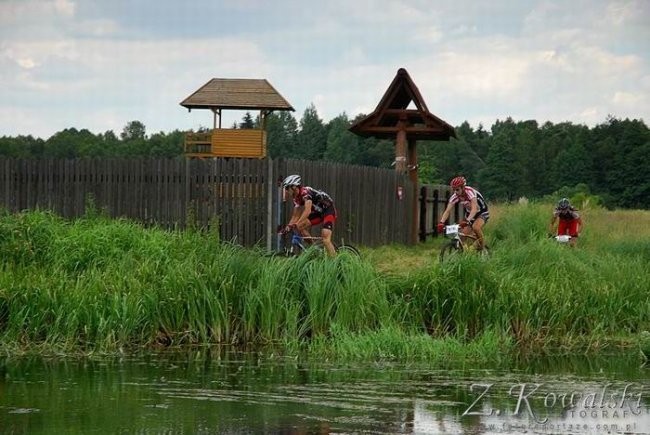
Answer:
[{"left": 0, "top": 351, "right": 648, "bottom": 434}]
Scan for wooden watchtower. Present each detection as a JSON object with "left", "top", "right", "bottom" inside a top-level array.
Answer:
[
  {"left": 180, "top": 78, "right": 294, "bottom": 158},
  {"left": 349, "top": 68, "right": 455, "bottom": 242}
]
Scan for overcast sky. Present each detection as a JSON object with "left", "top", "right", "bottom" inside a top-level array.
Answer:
[{"left": 1, "top": 0, "right": 648, "bottom": 139}]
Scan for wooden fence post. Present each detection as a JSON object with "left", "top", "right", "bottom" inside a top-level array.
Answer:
[
  {"left": 433, "top": 188, "right": 440, "bottom": 236},
  {"left": 419, "top": 185, "right": 427, "bottom": 241},
  {"left": 266, "top": 158, "right": 273, "bottom": 252}
]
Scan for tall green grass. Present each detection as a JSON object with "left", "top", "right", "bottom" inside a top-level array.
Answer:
[{"left": 0, "top": 204, "right": 649, "bottom": 360}]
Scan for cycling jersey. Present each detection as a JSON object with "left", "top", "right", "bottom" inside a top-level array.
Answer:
[
  {"left": 553, "top": 207, "right": 580, "bottom": 221},
  {"left": 449, "top": 186, "right": 489, "bottom": 221},
  {"left": 293, "top": 186, "right": 336, "bottom": 229},
  {"left": 293, "top": 186, "right": 333, "bottom": 211}
]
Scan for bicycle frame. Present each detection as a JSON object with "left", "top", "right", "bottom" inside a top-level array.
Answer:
[
  {"left": 290, "top": 231, "right": 312, "bottom": 252},
  {"left": 278, "top": 230, "right": 322, "bottom": 256},
  {"left": 277, "top": 229, "right": 360, "bottom": 257},
  {"left": 444, "top": 224, "right": 479, "bottom": 250},
  {"left": 439, "top": 223, "right": 488, "bottom": 261}
]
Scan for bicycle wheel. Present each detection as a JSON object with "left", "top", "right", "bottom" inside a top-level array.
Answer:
[
  {"left": 439, "top": 239, "right": 463, "bottom": 261},
  {"left": 478, "top": 245, "right": 490, "bottom": 259},
  {"left": 335, "top": 243, "right": 361, "bottom": 257}
]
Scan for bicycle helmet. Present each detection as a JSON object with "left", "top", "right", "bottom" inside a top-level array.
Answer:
[
  {"left": 558, "top": 197, "right": 570, "bottom": 210},
  {"left": 450, "top": 176, "right": 466, "bottom": 188},
  {"left": 282, "top": 174, "right": 302, "bottom": 188}
]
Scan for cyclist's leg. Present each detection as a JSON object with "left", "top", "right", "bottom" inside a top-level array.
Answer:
[
  {"left": 473, "top": 212, "right": 488, "bottom": 250},
  {"left": 320, "top": 208, "right": 336, "bottom": 257},
  {"left": 568, "top": 219, "right": 579, "bottom": 247},
  {"left": 299, "top": 213, "right": 319, "bottom": 244}
]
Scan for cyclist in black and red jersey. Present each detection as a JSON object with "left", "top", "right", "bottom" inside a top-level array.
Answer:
[
  {"left": 281, "top": 174, "right": 337, "bottom": 256},
  {"left": 437, "top": 176, "right": 489, "bottom": 251},
  {"left": 549, "top": 197, "right": 582, "bottom": 247}
]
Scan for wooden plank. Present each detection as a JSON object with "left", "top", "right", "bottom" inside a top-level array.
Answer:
[
  {"left": 213, "top": 158, "right": 222, "bottom": 238},
  {"left": 225, "top": 157, "right": 233, "bottom": 235}
]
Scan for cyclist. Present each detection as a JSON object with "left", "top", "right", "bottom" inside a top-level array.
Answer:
[
  {"left": 281, "top": 174, "right": 337, "bottom": 256},
  {"left": 437, "top": 176, "right": 489, "bottom": 251},
  {"left": 549, "top": 197, "right": 581, "bottom": 247}
]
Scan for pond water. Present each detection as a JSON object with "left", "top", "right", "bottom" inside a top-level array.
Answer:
[{"left": 1, "top": 351, "right": 649, "bottom": 434}]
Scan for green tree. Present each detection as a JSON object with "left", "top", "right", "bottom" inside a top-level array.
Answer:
[
  {"left": 0, "top": 135, "right": 44, "bottom": 157},
  {"left": 239, "top": 112, "right": 255, "bottom": 129},
  {"left": 147, "top": 130, "right": 184, "bottom": 157},
  {"left": 43, "top": 128, "right": 98, "bottom": 158},
  {"left": 357, "top": 137, "right": 394, "bottom": 168},
  {"left": 120, "top": 120, "right": 146, "bottom": 141},
  {"left": 323, "top": 113, "right": 360, "bottom": 163},
  {"left": 296, "top": 104, "right": 327, "bottom": 160},
  {"left": 477, "top": 119, "right": 520, "bottom": 200},
  {"left": 266, "top": 111, "right": 298, "bottom": 158},
  {"left": 551, "top": 141, "right": 593, "bottom": 189}
]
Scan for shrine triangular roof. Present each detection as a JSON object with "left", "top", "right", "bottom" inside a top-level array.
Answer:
[{"left": 350, "top": 68, "right": 455, "bottom": 140}]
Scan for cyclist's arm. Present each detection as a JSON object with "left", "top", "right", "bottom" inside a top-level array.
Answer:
[
  {"left": 287, "top": 207, "right": 301, "bottom": 226},
  {"left": 294, "top": 199, "right": 313, "bottom": 228},
  {"left": 549, "top": 215, "right": 558, "bottom": 233},
  {"left": 438, "top": 202, "right": 455, "bottom": 224},
  {"left": 467, "top": 198, "right": 479, "bottom": 221}
]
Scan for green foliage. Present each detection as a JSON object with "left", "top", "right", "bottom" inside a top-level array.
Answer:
[
  {"left": 120, "top": 120, "right": 146, "bottom": 141},
  {"left": 545, "top": 183, "right": 603, "bottom": 209},
  {"left": 1, "top": 207, "right": 649, "bottom": 359},
  {"left": 238, "top": 112, "right": 255, "bottom": 129},
  {"left": 266, "top": 111, "right": 298, "bottom": 158},
  {"left": 296, "top": 104, "right": 327, "bottom": 160},
  {"left": 323, "top": 113, "right": 361, "bottom": 163},
  {"left": 477, "top": 121, "right": 520, "bottom": 200}
]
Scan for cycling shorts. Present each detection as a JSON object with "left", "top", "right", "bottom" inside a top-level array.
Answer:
[
  {"left": 308, "top": 206, "right": 337, "bottom": 230},
  {"left": 558, "top": 219, "right": 580, "bottom": 237},
  {"left": 467, "top": 211, "right": 490, "bottom": 223}
]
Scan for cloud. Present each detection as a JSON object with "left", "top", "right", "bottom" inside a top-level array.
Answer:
[
  {"left": 0, "top": 0, "right": 648, "bottom": 138},
  {"left": 53, "top": 0, "right": 75, "bottom": 17}
]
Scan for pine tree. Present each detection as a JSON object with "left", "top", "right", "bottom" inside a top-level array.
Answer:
[
  {"left": 323, "top": 113, "right": 360, "bottom": 163},
  {"left": 266, "top": 111, "right": 298, "bottom": 158},
  {"left": 297, "top": 104, "right": 327, "bottom": 160}
]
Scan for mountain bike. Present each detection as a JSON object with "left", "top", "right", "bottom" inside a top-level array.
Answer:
[
  {"left": 439, "top": 223, "right": 489, "bottom": 261},
  {"left": 275, "top": 228, "right": 361, "bottom": 258}
]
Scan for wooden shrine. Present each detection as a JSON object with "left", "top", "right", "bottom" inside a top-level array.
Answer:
[{"left": 349, "top": 68, "right": 456, "bottom": 242}]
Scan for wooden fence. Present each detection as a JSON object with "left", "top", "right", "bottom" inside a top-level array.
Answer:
[
  {"left": 419, "top": 184, "right": 462, "bottom": 240},
  {"left": 1, "top": 158, "right": 418, "bottom": 248}
]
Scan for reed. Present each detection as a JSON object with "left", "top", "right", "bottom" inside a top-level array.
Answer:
[{"left": 0, "top": 204, "right": 648, "bottom": 361}]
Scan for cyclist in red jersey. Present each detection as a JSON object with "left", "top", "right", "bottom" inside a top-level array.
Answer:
[
  {"left": 437, "top": 176, "right": 489, "bottom": 251},
  {"left": 549, "top": 197, "right": 582, "bottom": 247},
  {"left": 281, "top": 174, "right": 337, "bottom": 256}
]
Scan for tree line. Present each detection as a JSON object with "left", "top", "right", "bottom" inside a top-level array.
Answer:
[{"left": 1, "top": 106, "right": 648, "bottom": 209}]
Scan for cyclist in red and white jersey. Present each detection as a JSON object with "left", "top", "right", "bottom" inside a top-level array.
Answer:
[
  {"left": 437, "top": 176, "right": 489, "bottom": 251},
  {"left": 281, "top": 174, "right": 337, "bottom": 256}
]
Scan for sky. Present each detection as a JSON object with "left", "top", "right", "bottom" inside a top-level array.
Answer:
[{"left": 0, "top": 0, "right": 648, "bottom": 139}]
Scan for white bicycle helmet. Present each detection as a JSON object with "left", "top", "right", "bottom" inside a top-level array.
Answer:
[{"left": 282, "top": 174, "right": 302, "bottom": 188}]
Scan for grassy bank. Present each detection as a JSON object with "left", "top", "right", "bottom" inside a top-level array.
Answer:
[{"left": 0, "top": 204, "right": 648, "bottom": 361}]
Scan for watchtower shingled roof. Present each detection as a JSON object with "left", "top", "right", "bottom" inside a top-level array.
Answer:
[{"left": 180, "top": 78, "right": 294, "bottom": 112}]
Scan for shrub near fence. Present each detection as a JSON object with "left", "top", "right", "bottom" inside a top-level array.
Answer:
[{"left": 0, "top": 158, "right": 415, "bottom": 248}]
